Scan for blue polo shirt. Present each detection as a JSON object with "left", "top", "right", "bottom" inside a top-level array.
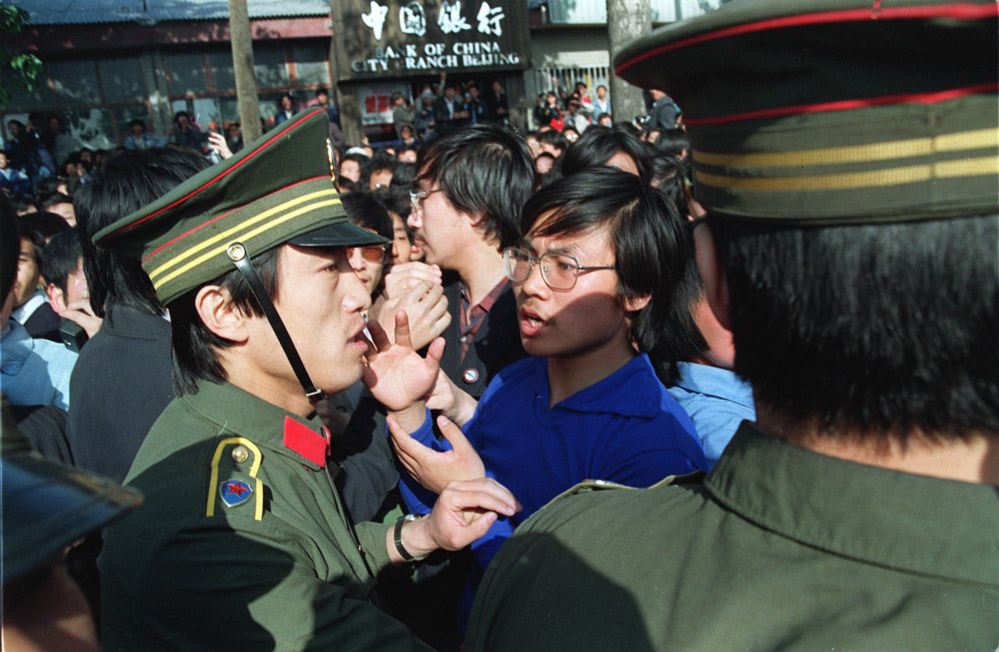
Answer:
[{"left": 399, "top": 353, "right": 705, "bottom": 551}]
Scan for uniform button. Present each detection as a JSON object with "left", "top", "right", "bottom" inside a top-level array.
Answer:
[
  {"left": 336, "top": 405, "right": 348, "bottom": 413},
  {"left": 231, "top": 445, "right": 249, "bottom": 463},
  {"left": 462, "top": 368, "right": 479, "bottom": 383},
  {"left": 460, "top": 336, "right": 467, "bottom": 343}
]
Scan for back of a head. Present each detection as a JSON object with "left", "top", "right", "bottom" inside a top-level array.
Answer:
[
  {"left": 560, "top": 126, "right": 652, "bottom": 184},
  {"left": 415, "top": 123, "right": 534, "bottom": 250},
  {"left": 74, "top": 148, "right": 210, "bottom": 317},
  {"left": 520, "top": 166, "right": 703, "bottom": 383},
  {"left": 615, "top": 0, "right": 999, "bottom": 442}
]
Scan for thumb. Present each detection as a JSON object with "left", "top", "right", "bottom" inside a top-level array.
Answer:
[
  {"left": 461, "top": 510, "right": 498, "bottom": 539},
  {"left": 437, "top": 415, "right": 473, "bottom": 453}
]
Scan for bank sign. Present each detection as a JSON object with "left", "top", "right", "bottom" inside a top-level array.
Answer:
[{"left": 333, "top": 0, "right": 530, "bottom": 80}]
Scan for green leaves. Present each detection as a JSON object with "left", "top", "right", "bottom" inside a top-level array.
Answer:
[{"left": 1, "top": 4, "right": 43, "bottom": 110}]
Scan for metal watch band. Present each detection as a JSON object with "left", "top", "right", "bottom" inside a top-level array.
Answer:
[{"left": 394, "top": 514, "right": 427, "bottom": 562}]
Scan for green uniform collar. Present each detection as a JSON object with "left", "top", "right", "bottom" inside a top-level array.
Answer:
[
  {"left": 180, "top": 380, "right": 328, "bottom": 471},
  {"left": 707, "top": 423, "right": 999, "bottom": 587}
]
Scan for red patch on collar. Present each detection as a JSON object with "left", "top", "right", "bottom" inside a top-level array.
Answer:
[{"left": 283, "top": 416, "right": 329, "bottom": 467}]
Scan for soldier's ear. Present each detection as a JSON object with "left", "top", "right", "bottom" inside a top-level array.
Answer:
[
  {"left": 195, "top": 284, "right": 250, "bottom": 344},
  {"left": 693, "top": 220, "right": 731, "bottom": 330}
]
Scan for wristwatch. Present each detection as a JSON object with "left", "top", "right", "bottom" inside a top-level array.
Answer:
[{"left": 393, "top": 514, "right": 428, "bottom": 562}]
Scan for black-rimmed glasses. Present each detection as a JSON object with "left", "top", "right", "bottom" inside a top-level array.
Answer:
[{"left": 502, "top": 247, "right": 616, "bottom": 291}]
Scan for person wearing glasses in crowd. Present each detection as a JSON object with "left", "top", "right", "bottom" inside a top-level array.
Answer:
[{"left": 364, "top": 167, "right": 705, "bottom": 630}]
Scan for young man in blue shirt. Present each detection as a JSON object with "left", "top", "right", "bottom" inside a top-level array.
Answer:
[{"left": 366, "top": 167, "right": 706, "bottom": 584}]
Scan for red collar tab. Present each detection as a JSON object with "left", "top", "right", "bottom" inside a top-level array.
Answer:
[{"left": 283, "top": 416, "right": 329, "bottom": 468}]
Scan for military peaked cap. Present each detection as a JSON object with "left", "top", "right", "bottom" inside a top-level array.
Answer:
[
  {"left": 94, "top": 110, "right": 385, "bottom": 305},
  {"left": 615, "top": 0, "right": 998, "bottom": 224}
]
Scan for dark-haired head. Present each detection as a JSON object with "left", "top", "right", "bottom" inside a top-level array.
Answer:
[
  {"left": 75, "top": 148, "right": 210, "bottom": 316},
  {"left": 708, "top": 215, "right": 999, "bottom": 443},
  {"left": 38, "top": 227, "right": 82, "bottom": 298},
  {"left": 560, "top": 126, "right": 652, "bottom": 185},
  {"left": 415, "top": 123, "right": 533, "bottom": 250},
  {"left": 520, "top": 167, "right": 703, "bottom": 383}
]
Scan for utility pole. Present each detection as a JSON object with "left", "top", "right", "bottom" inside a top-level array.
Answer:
[
  {"left": 328, "top": 1, "right": 364, "bottom": 146},
  {"left": 229, "top": 0, "right": 262, "bottom": 142},
  {"left": 606, "top": 0, "right": 651, "bottom": 124}
]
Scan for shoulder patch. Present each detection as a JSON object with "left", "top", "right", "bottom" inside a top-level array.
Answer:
[{"left": 206, "top": 436, "right": 264, "bottom": 521}]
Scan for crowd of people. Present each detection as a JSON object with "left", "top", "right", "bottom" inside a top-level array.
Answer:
[{"left": 2, "top": 0, "right": 996, "bottom": 649}]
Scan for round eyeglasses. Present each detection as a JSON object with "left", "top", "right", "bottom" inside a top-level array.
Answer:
[{"left": 502, "top": 247, "right": 616, "bottom": 291}]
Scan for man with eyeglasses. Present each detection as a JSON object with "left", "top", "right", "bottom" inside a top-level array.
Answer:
[
  {"left": 393, "top": 123, "right": 534, "bottom": 400},
  {"left": 365, "top": 167, "right": 704, "bottom": 633}
]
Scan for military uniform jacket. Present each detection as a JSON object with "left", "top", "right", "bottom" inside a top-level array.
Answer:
[
  {"left": 100, "top": 380, "right": 432, "bottom": 650},
  {"left": 466, "top": 422, "right": 999, "bottom": 650}
]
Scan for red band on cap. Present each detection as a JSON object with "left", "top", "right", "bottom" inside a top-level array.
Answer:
[
  {"left": 615, "top": 3, "right": 998, "bottom": 77},
  {"left": 683, "top": 82, "right": 999, "bottom": 126},
  {"left": 99, "top": 109, "right": 327, "bottom": 243},
  {"left": 142, "top": 176, "right": 328, "bottom": 262}
]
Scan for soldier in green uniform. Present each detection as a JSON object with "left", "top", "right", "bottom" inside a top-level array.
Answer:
[
  {"left": 95, "top": 110, "right": 518, "bottom": 649},
  {"left": 465, "top": 0, "right": 998, "bottom": 649}
]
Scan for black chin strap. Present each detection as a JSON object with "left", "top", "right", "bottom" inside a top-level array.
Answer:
[{"left": 226, "top": 242, "right": 325, "bottom": 403}]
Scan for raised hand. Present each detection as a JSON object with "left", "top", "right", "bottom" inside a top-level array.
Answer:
[
  {"left": 371, "top": 279, "right": 450, "bottom": 351},
  {"left": 363, "top": 311, "right": 444, "bottom": 428}
]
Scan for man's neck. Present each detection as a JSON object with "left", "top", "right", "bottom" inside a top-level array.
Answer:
[
  {"left": 453, "top": 246, "right": 506, "bottom": 306},
  {"left": 221, "top": 352, "right": 315, "bottom": 419},
  {"left": 756, "top": 406, "right": 998, "bottom": 485},
  {"left": 546, "top": 332, "right": 637, "bottom": 408}
]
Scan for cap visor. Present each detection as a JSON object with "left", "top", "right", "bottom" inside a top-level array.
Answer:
[
  {"left": 288, "top": 221, "right": 388, "bottom": 248},
  {"left": 2, "top": 457, "right": 143, "bottom": 583}
]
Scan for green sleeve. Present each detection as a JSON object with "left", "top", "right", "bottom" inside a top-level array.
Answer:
[
  {"left": 355, "top": 520, "right": 394, "bottom": 576},
  {"left": 137, "top": 525, "right": 431, "bottom": 650}
]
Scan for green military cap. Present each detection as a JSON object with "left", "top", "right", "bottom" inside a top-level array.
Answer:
[
  {"left": 615, "top": 0, "right": 998, "bottom": 224},
  {"left": 1, "top": 402, "right": 143, "bottom": 583},
  {"left": 94, "top": 110, "right": 386, "bottom": 305}
]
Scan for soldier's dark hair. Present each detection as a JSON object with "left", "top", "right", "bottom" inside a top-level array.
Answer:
[
  {"left": 169, "top": 247, "right": 280, "bottom": 396},
  {"left": 560, "top": 126, "right": 652, "bottom": 185},
  {"left": 709, "top": 214, "right": 999, "bottom": 443},
  {"left": 75, "top": 148, "right": 210, "bottom": 317},
  {"left": 520, "top": 167, "right": 702, "bottom": 384},
  {"left": 416, "top": 123, "right": 533, "bottom": 250},
  {"left": 38, "top": 227, "right": 81, "bottom": 296}
]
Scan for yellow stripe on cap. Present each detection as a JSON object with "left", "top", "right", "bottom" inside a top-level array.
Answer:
[
  {"left": 148, "top": 188, "right": 341, "bottom": 282},
  {"left": 696, "top": 155, "right": 998, "bottom": 191},
  {"left": 153, "top": 197, "right": 341, "bottom": 291},
  {"left": 206, "top": 437, "right": 264, "bottom": 521},
  {"left": 693, "top": 128, "right": 998, "bottom": 168}
]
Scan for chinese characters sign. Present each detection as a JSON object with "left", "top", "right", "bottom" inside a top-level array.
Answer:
[{"left": 334, "top": 0, "right": 528, "bottom": 80}]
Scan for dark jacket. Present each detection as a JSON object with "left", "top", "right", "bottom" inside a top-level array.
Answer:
[
  {"left": 439, "top": 273, "right": 527, "bottom": 399},
  {"left": 65, "top": 305, "right": 173, "bottom": 483}
]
